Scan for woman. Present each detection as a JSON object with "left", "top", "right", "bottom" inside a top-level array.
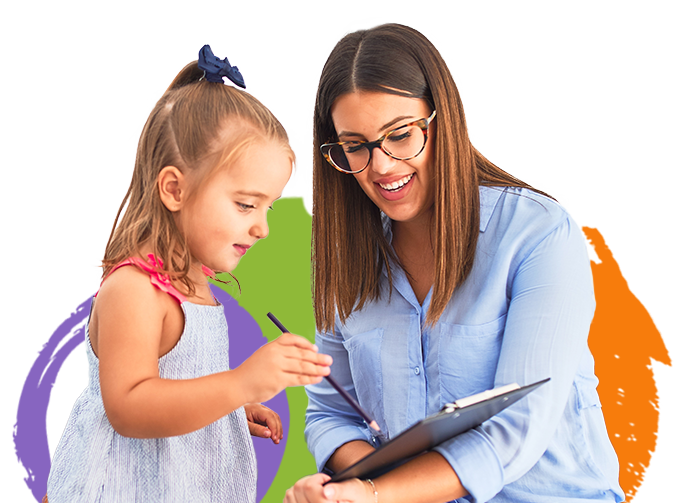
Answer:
[{"left": 285, "top": 24, "right": 624, "bottom": 503}]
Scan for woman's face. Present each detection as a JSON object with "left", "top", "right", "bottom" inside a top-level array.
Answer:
[{"left": 330, "top": 91, "right": 436, "bottom": 225}]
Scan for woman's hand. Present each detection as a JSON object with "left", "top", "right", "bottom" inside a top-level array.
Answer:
[
  {"left": 284, "top": 474, "right": 375, "bottom": 503},
  {"left": 236, "top": 332, "right": 332, "bottom": 404},
  {"left": 245, "top": 403, "right": 283, "bottom": 444}
]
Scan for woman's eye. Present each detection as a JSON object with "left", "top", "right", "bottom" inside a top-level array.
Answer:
[
  {"left": 343, "top": 142, "right": 365, "bottom": 153},
  {"left": 387, "top": 130, "right": 411, "bottom": 143}
]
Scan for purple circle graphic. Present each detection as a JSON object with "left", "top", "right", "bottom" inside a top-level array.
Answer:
[{"left": 14, "top": 285, "right": 288, "bottom": 502}]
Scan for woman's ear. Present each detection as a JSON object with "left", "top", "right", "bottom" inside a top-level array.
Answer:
[{"left": 158, "top": 166, "right": 186, "bottom": 212}]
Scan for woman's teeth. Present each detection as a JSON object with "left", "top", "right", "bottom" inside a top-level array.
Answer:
[{"left": 379, "top": 174, "right": 413, "bottom": 192}]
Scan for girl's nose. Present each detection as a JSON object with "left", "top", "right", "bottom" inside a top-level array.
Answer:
[{"left": 251, "top": 215, "right": 269, "bottom": 240}]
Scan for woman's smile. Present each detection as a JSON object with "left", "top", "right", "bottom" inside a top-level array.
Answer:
[{"left": 374, "top": 172, "right": 416, "bottom": 200}]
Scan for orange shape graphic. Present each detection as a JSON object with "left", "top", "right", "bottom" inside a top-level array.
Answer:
[{"left": 584, "top": 227, "right": 672, "bottom": 501}]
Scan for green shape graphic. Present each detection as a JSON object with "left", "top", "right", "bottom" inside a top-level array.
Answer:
[{"left": 213, "top": 197, "right": 316, "bottom": 502}]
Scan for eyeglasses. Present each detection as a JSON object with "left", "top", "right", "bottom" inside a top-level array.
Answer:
[{"left": 321, "top": 111, "right": 437, "bottom": 174}]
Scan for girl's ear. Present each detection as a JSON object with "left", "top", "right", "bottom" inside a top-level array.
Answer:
[{"left": 158, "top": 166, "right": 186, "bottom": 212}]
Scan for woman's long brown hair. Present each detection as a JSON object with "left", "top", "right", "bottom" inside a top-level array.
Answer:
[
  {"left": 103, "top": 61, "right": 293, "bottom": 295},
  {"left": 313, "top": 24, "right": 550, "bottom": 332}
]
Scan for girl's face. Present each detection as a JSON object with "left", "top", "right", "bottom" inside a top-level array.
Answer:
[
  {"left": 330, "top": 91, "right": 436, "bottom": 225},
  {"left": 181, "top": 139, "right": 292, "bottom": 274}
]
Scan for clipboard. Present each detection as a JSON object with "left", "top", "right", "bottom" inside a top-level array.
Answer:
[{"left": 329, "top": 378, "right": 550, "bottom": 482}]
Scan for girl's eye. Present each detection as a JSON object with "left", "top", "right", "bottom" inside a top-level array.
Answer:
[{"left": 237, "top": 202, "right": 255, "bottom": 211}]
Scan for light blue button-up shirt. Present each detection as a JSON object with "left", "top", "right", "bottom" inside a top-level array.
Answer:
[{"left": 305, "top": 187, "right": 624, "bottom": 502}]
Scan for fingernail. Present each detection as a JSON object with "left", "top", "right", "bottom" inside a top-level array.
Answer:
[
  {"left": 324, "top": 487, "right": 334, "bottom": 498},
  {"left": 313, "top": 344, "right": 319, "bottom": 352},
  {"left": 264, "top": 429, "right": 271, "bottom": 437}
]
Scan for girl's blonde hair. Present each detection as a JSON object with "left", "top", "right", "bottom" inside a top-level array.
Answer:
[{"left": 103, "top": 60, "right": 294, "bottom": 295}]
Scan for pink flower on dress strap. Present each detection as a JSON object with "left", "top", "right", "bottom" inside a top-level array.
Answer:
[
  {"left": 201, "top": 264, "right": 216, "bottom": 278},
  {"left": 136, "top": 254, "right": 187, "bottom": 304}
]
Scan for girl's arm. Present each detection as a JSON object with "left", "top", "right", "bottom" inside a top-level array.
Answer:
[{"left": 95, "top": 266, "right": 331, "bottom": 438}]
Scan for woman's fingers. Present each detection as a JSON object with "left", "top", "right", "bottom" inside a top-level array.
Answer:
[
  {"left": 322, "top": 478, "right": 370, "bottom": 502},
  {"left": 285, "top": 474, "right": 332, "bottom": 503}
]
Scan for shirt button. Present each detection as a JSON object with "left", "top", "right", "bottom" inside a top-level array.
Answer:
[{"left": 414, "top": 367, "right": 420, "bottom": 375}]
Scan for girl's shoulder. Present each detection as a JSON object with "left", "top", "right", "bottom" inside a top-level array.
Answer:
[
  {"left": 93, "top": 255, "right": 188, "bottom": 334},
  {"left": 94, "top": 260, "right": 178, "bottom": 319},
  {"left": 98, "top": 254, "right": 187, "bottom": 304}
]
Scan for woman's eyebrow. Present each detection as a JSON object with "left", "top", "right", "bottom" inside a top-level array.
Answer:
[{"left": 337, "top": 115, "right": 417, "bottom": 138}]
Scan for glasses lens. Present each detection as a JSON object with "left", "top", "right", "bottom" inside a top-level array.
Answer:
[
  {"left": 383, "top": 124, "right": 426, "bottom": 159},
  {"left": 327, "top": 143, "right": 369, "bottom": 173},
  {"left": 323, "top": 119, "right": 429, "bottom": 173}
]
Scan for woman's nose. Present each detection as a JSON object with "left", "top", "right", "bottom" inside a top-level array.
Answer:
[{"left": 369, "top": 146, "right": 396, "bottom": 175}]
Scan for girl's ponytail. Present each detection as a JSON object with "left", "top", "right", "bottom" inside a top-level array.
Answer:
[{"left": 167, "top": 62, "right": 204, "bottom": 91}]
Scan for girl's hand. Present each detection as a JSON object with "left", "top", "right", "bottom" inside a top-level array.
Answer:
[
  {"left": 284, "top": 474, "right": 375, "bottom": 503},
  {"left": 245, "top": 403, "right": 283, "bottom": 444},
  {"left": 236, "top": 332, "right": 332, "bottom": 404}
]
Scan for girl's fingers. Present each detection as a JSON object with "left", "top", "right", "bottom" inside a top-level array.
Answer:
[
  {"left": 287, "top": 347, "right": 333, "bottom": 366},
  {"left": 277, "top": 345, "right": 332, "bottom": 367},
  {"left": 282, "top": 359, "right": 331, "bottom": 377},
  {"left": 263, "top": 409, "right": 283, "bottom": 442},
  {"left": 246, "top": 404, "right": 283, "bottom": 442},
  {"left": 248, "top": 421, "right": 271, "bottom": 438},
  {"left": 271, "top": 346, "right": 330, "bottom": 375},
  {"left": 276, "top": 332, "right": 318, "bottom": 350}
]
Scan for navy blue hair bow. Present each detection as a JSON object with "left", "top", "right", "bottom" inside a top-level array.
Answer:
[{"left": 198, "top": 45, "right": 246, "bottom": 89}]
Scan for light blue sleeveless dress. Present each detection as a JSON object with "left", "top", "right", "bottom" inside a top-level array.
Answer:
[{"left": 47, "top": 258, "right": 257, "bottom": 502}]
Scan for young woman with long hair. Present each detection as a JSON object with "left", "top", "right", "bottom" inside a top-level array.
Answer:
[{"left": 285, "top": 24, "right": 623, "bottom": 503}]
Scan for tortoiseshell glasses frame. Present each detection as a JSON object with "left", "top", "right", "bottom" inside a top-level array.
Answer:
[{"left": 320, "top": 110, "right": 437, "bottom": 174}]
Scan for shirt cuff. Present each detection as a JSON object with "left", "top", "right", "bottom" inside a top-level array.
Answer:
[{"left": 433, "top": 428, "right": 504, "bottom": 503}]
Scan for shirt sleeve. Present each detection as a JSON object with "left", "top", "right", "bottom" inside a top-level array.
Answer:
[
  {"left": 433, "top": 213, "right": 596, "bottom": 502},
  {"left": 305, "top": 324, "right": 375, "bottom": 472}
]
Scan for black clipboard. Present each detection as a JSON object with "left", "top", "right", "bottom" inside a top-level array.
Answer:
[{"left": 329, "top": 378, "right": 550, "bottom": 482}]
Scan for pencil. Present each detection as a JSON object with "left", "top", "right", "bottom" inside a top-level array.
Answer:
[{"left": 266, "top": 312, "right": 381, "bottom": 432}]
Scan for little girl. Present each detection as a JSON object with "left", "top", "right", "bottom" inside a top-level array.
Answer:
[{"left": 45, "top": 46, "right": 332, "bottom": 502}]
